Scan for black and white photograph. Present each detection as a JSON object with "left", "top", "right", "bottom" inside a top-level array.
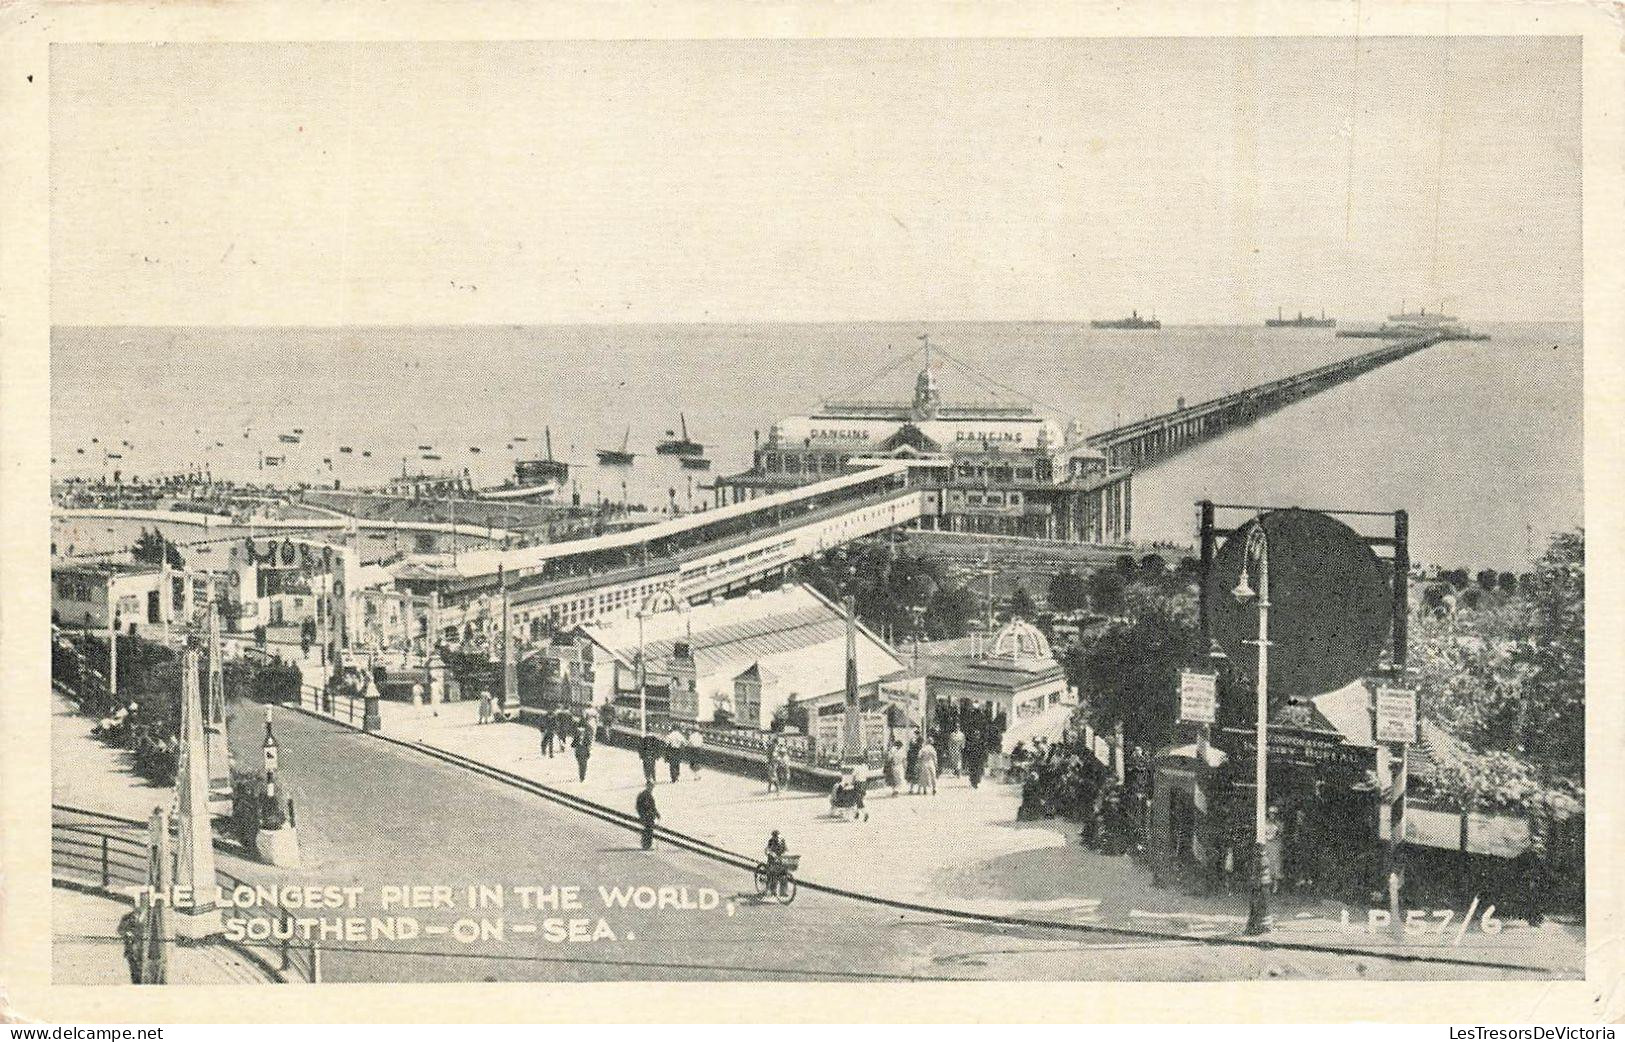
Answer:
[{"left": 5, "top": 6, "right": 1615, "bottom": 1022}]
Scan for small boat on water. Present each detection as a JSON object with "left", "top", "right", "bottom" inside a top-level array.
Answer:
[
  {"left": 361, "top": 450, "right": 372, "bottom": 458},
  {"left": 513, "top": 436, "right": 529, "bottom": 443},
  {"left": 339, "top": 446, "right": 353, "bottom": 454},
  {"left": 596, "top": 427, "right": 635, "bottom": 466},
  {"left": 469, "top": 446, "right": 481, "bottom": 454},
  {"left": 417, "top": 444, "right": 433, "bottom": 451},
  {"left": 292, "top": 428, "right": 304, "bottom": 434},
  {"left": 515, "top": 427, "right": 570, "bottom": 487},
  {"left": 279, "top": 433, "right": 301, "bottom": 444},
  {"left": 680, "top": 456, "right": 712, "bottom": 471},
  {"left": 422, "top": 453, "right": 442, "bottom": 461},
  {"left": 656, "top": 414, "right": 704, "bottom": 456}
]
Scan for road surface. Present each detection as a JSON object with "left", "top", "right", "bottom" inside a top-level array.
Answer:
[{"left": 222, "top": 703, "right": 1538, "bottom": 983}]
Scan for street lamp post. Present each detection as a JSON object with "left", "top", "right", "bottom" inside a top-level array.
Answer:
[
  {"left": 635, "top": 589, "right": 682, "bottom": 736},
  {"left": 1232, "top": 522, "right": 1272, "bottom": 936},
  {"left": 636, "top": 611, "right": 647, "bottom": 736}
]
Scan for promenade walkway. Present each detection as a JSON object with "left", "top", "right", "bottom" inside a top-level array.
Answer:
[
  {"left": 375, "top": 699, "right": 1069, "bottom": 914},
  {"left": 364, "top": 698, "right": 1584, "bottom": 974},
  {"left": 50, "top": 694, "right": 280, "bottom": 984}
]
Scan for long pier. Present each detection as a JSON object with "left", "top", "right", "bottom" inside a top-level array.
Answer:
[{"left": 1085, "top": 333, "right": 1444, "bottom": 470}]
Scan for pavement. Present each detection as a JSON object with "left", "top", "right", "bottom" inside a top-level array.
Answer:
[
  {"left": 375, "top": 698, "right": 1063, "bottom": 911},
  {"left": 52, "top": 886, "right": 276, "bottom": 985},
  {"left": 51, "top": 683, "right": 1580, "bottom": 982},
  {"left": 366, "top": 698, "right": 1585, "bottom": 975}
]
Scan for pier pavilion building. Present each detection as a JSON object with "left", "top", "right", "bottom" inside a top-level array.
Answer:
[{"left": 714, "top": 350, "right": 1133, "bottom": 544}]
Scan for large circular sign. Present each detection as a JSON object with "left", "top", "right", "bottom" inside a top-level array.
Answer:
[{"left": 1205, "top": 509, "right": 1392, "bottom": 700}]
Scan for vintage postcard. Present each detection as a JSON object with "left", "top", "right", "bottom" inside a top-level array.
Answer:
[{"left": 2, "top": 0, "right": 1621, "bottom": 1025}]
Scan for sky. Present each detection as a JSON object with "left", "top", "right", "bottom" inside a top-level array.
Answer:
[{"left": 49, "top": 37, "right": 1581, "bottom": 326}]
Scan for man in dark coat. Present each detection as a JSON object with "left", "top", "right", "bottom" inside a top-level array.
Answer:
[
  {"left": 639, "top": 732, "right": 660, "bottom": 785},
  {"left": 635, "top": 781, "right": 660, "bottom": 850},
  {"left": 117, "top": 906, "right": 147, "bottom": 983},
  {"left": 964, "top": 728, "right": 986, "bottom": 789},
  {"left": 539, "top": 713, "right": 555, "bottom": 757},
  {"left": 573, "top": 729, "right": 592, "bottom": 782}
]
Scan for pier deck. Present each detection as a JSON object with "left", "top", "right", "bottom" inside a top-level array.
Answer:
[{"left": 1084, "top": 333, "right": 1444, "bottom": 469}]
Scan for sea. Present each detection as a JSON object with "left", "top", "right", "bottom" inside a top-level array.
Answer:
[{"left": 50, "top": 321, "right": 1583, "bottom": 572}]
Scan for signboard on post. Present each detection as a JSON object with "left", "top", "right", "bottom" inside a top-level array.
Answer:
[
  {"left": 1179, "top": 670, "right": 1218, "bottom": 724},
  {"left": 1375, "top": 686, "right": 1418, "bottom": 745}
]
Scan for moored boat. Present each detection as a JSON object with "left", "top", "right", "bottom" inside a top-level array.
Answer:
[
  {"left": 656, "top": 413, "right": 704, "bottom": 456},
  {"left": 596, "top": 426, "right": 635, "bottom": 465}
]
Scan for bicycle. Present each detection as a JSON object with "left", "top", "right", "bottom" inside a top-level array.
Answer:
[{"left": 753, "top": 853, "right": 799, "bottom": 905}]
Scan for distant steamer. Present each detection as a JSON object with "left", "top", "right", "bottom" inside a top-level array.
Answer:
[
  {"left": 1090, "top": 310, "right": 1160, "bottom": 330},
  {"left": 1266, "top": 307, "right": 1335, "bottom": 328}
]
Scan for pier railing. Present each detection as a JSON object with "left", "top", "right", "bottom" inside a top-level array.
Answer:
[{"left": 1084, "top": 333, "right": 1442, "bottom": 468}]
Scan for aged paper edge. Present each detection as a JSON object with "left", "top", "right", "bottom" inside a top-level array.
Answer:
[{"left": 1, "top": 0, "right": 1621, "bottom": 1024}]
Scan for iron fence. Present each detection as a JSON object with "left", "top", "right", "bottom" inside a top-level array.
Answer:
[{"left": 51, "top": 803, "right": 320, "bottom": 982}]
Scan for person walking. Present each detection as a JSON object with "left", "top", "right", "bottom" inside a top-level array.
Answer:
[
  {"left": 478, "top": 689, "right": 492, "bottom": 725},
  {"left": 917, "top": 739, "right": 939, "bottom": 795},
  {"left": 635, "top": 781, "right": 660, "bottom": 850},
  {"left": 664, "top": 725, "right": 686, "bottom": 783},
  {"left": 117, "top": 906, "right": 147, "bottom": 984},
  {"left": 965, "top": 728, "right": 986, "bottom": 789},
  {"left": 573, "top": 728, "right": 592, "bottom": 782},
  {"left": 906, "top": 734, "right": 922, "bottom": 794},
  {"left": 686, "top": 728, "right": 703, "bottom": 776},
  {"left": 884, "top": 739, "right": 906, "bottom": 796},
  {"left": 1263, "top": 805, "right": 1284, "bottom": 894},
  {"left": 540, "top": 711, "right": 555, "bottom": 756},
  {"left": 947, "top": 725, "right": 966, "bottom": 777},
  {"left": 639, "top": 732, "right": 660, "bottom": 785}
]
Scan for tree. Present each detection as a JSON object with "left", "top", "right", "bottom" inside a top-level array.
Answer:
[
  {"left": 1070, "top": 589, "right": 1203, "bottom": 752},
  {"left": 131, "top": 527, "right": 184, "bottom": 569},
  {"left": 1477, "top": 569, "right": 1499, "bottom": 592},
  {"left": 1048, "top": 569, "right": 1087, "bottom": 614},
  {"left": 1008, "top": 585, "right": 1037, "bottom": 620},
  {"left": 924, "top": 584, "right": 977, "bottom": 640},
  {"left": 1498, "top": 571, "right": 1518, "bottom": 594},
  {"left": 1115, "top": 554, "right": 1138, "bottom": 576},
  {"left": 1515, "top": 530, "right": 1584, "bottom": 785},
  {"left": 1413, "top": 530, "right": 1583, "bottom": 798},
  {"left": 1140, "top": 554, "right": 1167, "bottom": 576},
  {"left": 1086, "top": 567, "right": 1126, "bottom": 616}
]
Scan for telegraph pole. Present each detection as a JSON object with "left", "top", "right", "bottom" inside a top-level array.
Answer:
[{"left": 107, "top": 575, "right": 119, "bottom": 707}]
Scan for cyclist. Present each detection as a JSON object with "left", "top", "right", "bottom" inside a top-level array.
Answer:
[{"left": 764, "top": 830, "right": 790, "bottom": 896}]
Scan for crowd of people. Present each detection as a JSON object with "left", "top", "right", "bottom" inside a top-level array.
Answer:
[
  {"left": 1009, "top": 729, "right": 1151, "bottom": 857},
  {"left": 636, "top": 725, "right": 707, "bottom": 786}
]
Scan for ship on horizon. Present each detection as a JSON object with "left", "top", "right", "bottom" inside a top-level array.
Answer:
[
  {"left": 1266, "top": 307, "right": 1335, "bottom": 328},
  {"left": 1090, "top": 309, "right": 1161, "bottom": 330},
  {"left": 1387, "top": 300, "right": 1458, "bottom": 326}
]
